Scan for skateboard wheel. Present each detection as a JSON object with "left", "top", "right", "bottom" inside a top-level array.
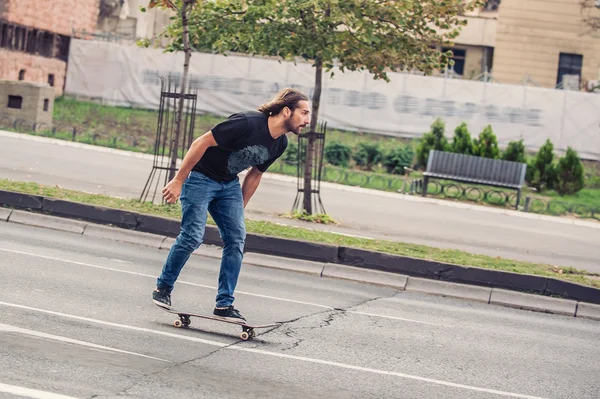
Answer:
[
  {"left": 248, "top": 329, "right": 256, "bottom": 338},
  {"left": 240, "top": 332, "right": 249, "bottom": 341},
  {"left": 174, "top": 320, "right": 183, "bottom": 328}
]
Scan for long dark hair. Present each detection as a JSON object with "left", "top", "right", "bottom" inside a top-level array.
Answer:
[{"left": 258, "top": 88, "right": 309, "bottom": 116}]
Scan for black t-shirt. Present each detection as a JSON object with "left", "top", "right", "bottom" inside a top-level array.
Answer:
[{"left": 192, "top": 111, "right": 288, "bottom": 182}]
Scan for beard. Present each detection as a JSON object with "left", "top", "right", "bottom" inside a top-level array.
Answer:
[{"left": 284, "top": 115, "right": 303, "bottom": 135}]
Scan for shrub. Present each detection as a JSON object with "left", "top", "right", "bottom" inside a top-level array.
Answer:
[
  {"left": 383, "top": 145, "right": 415, "bottom": 175},
  {"left": 450, "top": 122, "right": 474, "bottom": 155},
  {"left": 324, "top": 141, "right": 352, "bottom": 167},
  {"left": 283, "top": 141, "right": 299, "bottom": 165},
  {"left": 501, "top": 139, "right": 527, "bottom": 164},
  {"left": 527, "top": 138, "right": 557, "bottom": 191},
  {"left": 416, "top": 118, "right": 449, "bottom": 168},
  {"left": 353, "top": 142, "right": 383, "bottom": 171},
  {"left": 555, "top": 147, "right": 585, "bottom": 195},
  {"left": 473, "top": 125, "right": 499, "bottom": 159}
]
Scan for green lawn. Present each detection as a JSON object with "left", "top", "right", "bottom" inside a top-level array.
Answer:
[{"left": 1, "top": 178, "right": 598, "bottom": 290}]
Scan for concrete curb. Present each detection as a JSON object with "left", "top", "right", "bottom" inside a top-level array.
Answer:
[
  {"left": 2, "top": 189, "right": 600, "bottom": 312},
  {"left": 83, "top": 224, "right": 166, "bottom": 248},
  {"left": 9, "top": 210, "right": 87, "bottom": 234},
  {"left": 489, "top": 288, "right": 578, "bottom": 316},
  {"left": 0, "top": 208, "right": 11, "bottom": 222},
  {"left": 575, "top": 302, "right": 600, "bottom": 321},
  {"left": 322, "top": 264, "right": 408, "bottom": 289},
  {"left": 405, "top": 277, "right": 492, "bottom": 303}
]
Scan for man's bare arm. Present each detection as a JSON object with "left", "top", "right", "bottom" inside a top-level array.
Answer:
[
  {"left": 162, "top": 131, "right": 217, "bottom": 204},
  {"left": 241, "top": 167, "right": 263, "bottom": 208}
]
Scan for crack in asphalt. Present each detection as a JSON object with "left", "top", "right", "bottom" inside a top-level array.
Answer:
[{"left": 93, "top": 291, "right": 402, "bottom": 397}]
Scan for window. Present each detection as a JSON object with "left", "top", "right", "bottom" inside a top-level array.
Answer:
[
  {"left": 483, "top": 0, "right": 501, "bottom": 11},
  {"left": 18, "top": 69, "right": 25, "bottom": 80},
  {"left": 557, "top": 53, "right": 583, "bottom": 88},
  {"left": 43, "top": 99, "right": 49, "bottom": 111},
  {"left": 0, "top": 19, "right": 70, "bottom": 62},
  {"left": 7, "top": 95, "right": 23, "bottom": 109},
  {"left": 443, "top": 47, "right": 466, "bottom": 75},
  {"left": 48, "top": 74, "right": 55, "bottom": 87}
]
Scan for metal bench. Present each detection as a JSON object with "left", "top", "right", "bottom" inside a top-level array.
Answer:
[{"left": 422, "top": 150, "right": 527, "bottom": 209}]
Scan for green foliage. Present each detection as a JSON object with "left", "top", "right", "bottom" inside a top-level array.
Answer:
[
  {"left": 156, "top": 0, "right": 483, "bottom": 80},
  {"left": 286, "top": 211, "right": 336, "bottom": 224},
  {"left": 416, "top": 118, "right": 449, "bottom": 168},
  {"left": 450, "top": 122, "right": 474, "bottom": 155},
  {"left": 555, "top": 147, "right": 585, "bottom": 195},
  {"left": 473, "top": 125, "right": 499, "bottom": 159},
  {"left": 324, "top": 141, "right": 352, "bottom": 167},
  {"left": 527, "top": 139, "right": 557, "bottom": 191},
  {"left": 501, "top": 139, "right": 526, "bottom": 164},
  {"left": 353, "top": 142, "right": 383, "bottom": 171},
  {"left": 282, "top": 140, "right": 299, "bottom": 165},
  {"left": 383, "top": 145, "right": 415, "bottom": 175}
]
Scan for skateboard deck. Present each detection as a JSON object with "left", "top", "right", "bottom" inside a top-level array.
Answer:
[{"left": 157, "top": 305, "right": 281, "bottom": 340}]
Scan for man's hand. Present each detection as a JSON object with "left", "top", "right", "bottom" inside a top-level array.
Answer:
[{"left": 162, "top": 178, "right": 184, "bottom": 204}]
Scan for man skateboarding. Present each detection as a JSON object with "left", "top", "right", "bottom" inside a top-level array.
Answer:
[{"left": 152, "top": 88, "right": 310, "bottom": 322}]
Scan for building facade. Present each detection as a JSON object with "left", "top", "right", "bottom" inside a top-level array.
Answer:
[
  {"left": 0, "top": 0, "right": 100, "bottom": 96},
  {"left": 447, "top": 0, "right": 600, "bottom": 90}
]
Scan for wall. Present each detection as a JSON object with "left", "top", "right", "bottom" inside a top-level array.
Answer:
[
  {"left": 1, "top": 0, "right": 99, "bottom": 36},
  {"left": 0, "top": 50, "right": 67, "bottom": 96},
  {"left": 0, "top": 79, "right": 55, "bottom": 125},
  {"left": 64, "top": 39, "right": 600, "bottom": 161},
  {"left": 493, "top": 0, "right": 600, "bottom": 88}
]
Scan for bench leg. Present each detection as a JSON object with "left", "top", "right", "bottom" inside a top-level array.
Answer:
[{"left": 422, "top": 176, "right": 429, "bottom": 197}]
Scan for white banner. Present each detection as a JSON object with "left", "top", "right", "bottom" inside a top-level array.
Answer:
[{"left": 65, "top": 39, "right": 600, "bottom": 160}]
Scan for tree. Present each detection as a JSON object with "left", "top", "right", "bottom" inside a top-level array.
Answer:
[
  {"left": 556, "top": 147, "right": 585, "bottom": 195},
  {"left": 473, "top": 125, "right": 499, "bottom": 159},
  {"left": 527, "top": 138, "right": 557, "bottom": 192},
  {"left": 501, "top": 139, "right": 526, "bottom": 164},
  {"left": 450, "top": 122, "right": 474, "bottom": 155},
  {"left": 140, "top": 0, "right": 198, "bottom": 183},
  {"left": 416, "top": 118, "right": 449, "bottom": 168},
  {"left": 580, "top": 0, "right": 600, "bottom": 32},
  {"left": 156, "top": 0, "right": 483, "bottom": 213}
]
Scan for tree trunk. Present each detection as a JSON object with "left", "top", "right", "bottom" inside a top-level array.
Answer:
[
  {"left": 168, "top": 1, "right": 192, "bottom": 182},
  {"left": 302, "top": 59, "right": 323, "bottom": 214}
]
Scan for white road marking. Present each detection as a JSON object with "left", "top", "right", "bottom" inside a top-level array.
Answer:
[
  {"left": 346, "top": 311, "right": 452, "bottom": 327},
  {"left": 0, "top": 247, "right": 448, "bottom": 327},
  {"left": 0, "top": 382, "right": 80, "bottom": 399},
  {"left": 0, "top": 323, "right": 169, "bottom": 363},
  {"left": 0, "top": 301, "right": 546, "bottom": 399}
]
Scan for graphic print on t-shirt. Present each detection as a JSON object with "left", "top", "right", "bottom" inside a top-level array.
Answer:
[{"left": 227, "top": 145, "right": 270, "bottom": 175}]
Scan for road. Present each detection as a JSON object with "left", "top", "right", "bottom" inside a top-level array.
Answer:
[
  {"left": 1, "top": 131, "right": 600, "bottom": 273},
  {"left": 1, "top": 222, "right": 599, "bottom": 398}
]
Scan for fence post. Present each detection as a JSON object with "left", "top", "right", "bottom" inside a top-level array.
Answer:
[{"left": 524, "top": 196, "right": 531, "bottom": 212}]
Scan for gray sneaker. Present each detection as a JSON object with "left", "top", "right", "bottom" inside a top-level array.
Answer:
[{"left": 152, "top": 289, "right": 171, "bottom": 309}]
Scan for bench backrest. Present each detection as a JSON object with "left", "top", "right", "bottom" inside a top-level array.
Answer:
[{"left": 426, "top": 150, "right": 527, "bottom": 186}]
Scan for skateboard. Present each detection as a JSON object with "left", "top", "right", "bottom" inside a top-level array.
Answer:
[{"left": 158, "top": 306, "right": 281, "bottom": 341}]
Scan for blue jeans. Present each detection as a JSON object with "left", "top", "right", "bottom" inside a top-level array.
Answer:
[{"left": 156, "top": 171, "right": 246, "bottom": 307}]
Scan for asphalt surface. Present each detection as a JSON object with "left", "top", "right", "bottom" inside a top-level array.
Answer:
[
  {"left": 1, "top": 132, "right": 600, "bottom": 274},
  {"left": 1, "top": 222, "right": 599, "bottom": 399}
]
